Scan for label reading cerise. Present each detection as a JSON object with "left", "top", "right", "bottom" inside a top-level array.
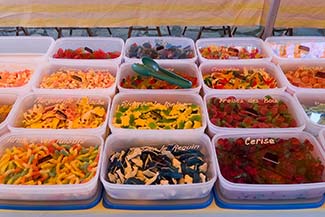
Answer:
[{"left": 245, "top": 137, "right": 276, "bottom": 146}]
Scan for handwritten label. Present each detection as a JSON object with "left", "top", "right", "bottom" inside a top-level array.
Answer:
[
  {"left": 7, "top": 137, "right": 85, "bottom": 145},
  {"left": 34, "top": 97, "right": 105, "bottom": 106},
  {"left": 161, "top": 144, "right": 200, "bottom": 152},
  {"left": 218, "top": 97, "right": 278, "bottom": 104},
  {"left": 245, "top": 137, "right": 276, "bottom": 146}
]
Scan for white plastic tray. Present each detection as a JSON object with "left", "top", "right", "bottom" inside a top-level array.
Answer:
[
  {"left": 47, "top": 37, "right": 124, "bottom": 65},
  {"left": 117, "top": 62, "right": 202, "bottom": 94},
  {"left": 293, "top": 92, "right": 325, "bottom": 136},
  {"left": 124, "top": 36, "right": 197, "bottom": 63},
  {"left": 204, "top": 92, "right": 305, "bottom": 137},
  {"left": 8, "top": 93, "right": 111, "bottom": 138},
  {"left": 108, "top": 92, "right": 206, "bottom": 137},
  {"left": 100, "top": 133, "right": 217, "bottom": 200},
  {"left": 319, "top": 129, "right": 325, "bottom": 151},
  {"left": 0, "top": 132, "right": 103, "bottom": 201},
  {"left": 213, "top": 131, "right": 325, "bottom": 200},
  {"left": 195, "top": 37, "right": 272, "bottom": 64},
  {"left": 32, "top": 62, "right": 118, "bottom": 98},
  {"left": 0, "top": 94, "right": 18, "bottom": 136},
  {"left": 199, "top": 61, "right": 287, "bottom": 95},
  {"left": 265, "top": 36, "right": 325, "bottom": 64},
  {"left": 0, "top": 36, "right": 54, "bottom": 62},
  {"left": 277, "top": 60, "right": 325, "bottom": 95},
  {"left": 0, "top": 61, "right": 39, "bottom": 96}
]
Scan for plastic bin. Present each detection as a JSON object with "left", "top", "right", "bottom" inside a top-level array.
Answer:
[
  {"left": 117, "top": 62, "right": 202, "bottom": 94},
  {"left": 265, "top": 36, "right": 325, "bottom": 64},
  {"left": 204, "top": 92, "right": 305, "bottom": 137},
  {"left": 277, "top": 60, "right": 325, "bottom": 95},
  {"left": 293, "top": 92, "right": 325, "bottom": 136},
  {"left": 0, "top": 36, "right": 54, "bottom": 62},
  {"left": 124, "top": 36, "right": 197, "bottom": 63},
  {"left": 32, "top": 62, "right": 118, "bottom": 98},
  {"left": 0, "top": 61, "right": 39, "bottom": 96},
  {"left": 8, "top": 93, "right": 111, "bottom": 138},
  {"left": 47, "top": 37, "right": 124, "bottom": 65},
  {"left": 213, "top": 131, "right": 325, "bottom": 200},
  {"left": 0, "top": 94, "right": 18, "bottom": 136},
  {"left": 100, "top": 133, "right": 217, "bottom": 200},
  {"left": 199, "top": 61, "right": 287, "bottom": 95},
  {"left": 319, "top": 129, "right": 325, "bottom": 150},
  {"left": 108, "top": 92, "right": 206, "bottom": 137},
  {"left": 0, "top": 132, "right": 103, "bottom": 201},
  {"left": 195, "top": 37, "right": 272, "bottom": 64}
]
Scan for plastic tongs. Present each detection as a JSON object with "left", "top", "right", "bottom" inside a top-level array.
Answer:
[{"left": 131, "top": 57, "right": 192, "bottom": 88}]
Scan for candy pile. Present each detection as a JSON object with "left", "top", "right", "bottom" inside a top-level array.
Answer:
[
  {"left": 40, "top": 68, "right": 115, "bottom": 89},
  {"left": 127, "top": 42, "right": 195, "bottom": 59},
  {"left": 216, "top": 137, "right": 324, "bottom": 184},
  {"left": 107, "top": 144, "right": 208, "bottom": 185},
  {"left": 303, "top": 103, "right": 325, "bottom": 125},
  {"left": 53, "top": 47, "right": 121, "bottom": 59},
  {"left": 199, "top": 45, "right": 264, "bottom": 59},
  {"left": 113, "top": 101, "right": 202, "bottom": 129},
  {"left": 0, "top": 104, "right": 12, "bottom": 123},
  {"left": 0, "top": 69, "right": 33, "bottom": 88},
  {"left": 285, "top": 67, "right": 325, "bottom": 88},
  {"left": 207, "top": 96, "right": 297, "bottom": 128},
  {"left": 203, "top": 68, "right": 277, "bottom": 90},
  {"left": 22, "top": 97, "right": 106, "bottom": 129},
  {"left": 121, "top": 69, "right": 198, "bottom": 89},
  {"left": 0, "top": 141, "right": 99, "bottom": 185},
  {"left": 268, "top": 42, "right": 325, "bottom": 59}
]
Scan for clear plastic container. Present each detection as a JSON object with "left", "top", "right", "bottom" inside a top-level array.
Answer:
[
  {"left": 0, "top": 36, "right": 54, "bottom": 62},
  {"left": 319, "top": 129, "right": 325, "bottom": 150},
  {"left": 213, "top": 131, "right": 325, "bottom": 200},
  {"left": 199, "top": 61, "right": 287, "bottom": 95},
  {"left": 265, "top": 36, "right": 325, "bottom": 64},
  {"left": 293, "top": 92, "right": 325, "bottom": 136},
  {"left": 100, "top": 133, "right": 217, "bottom": 200},
  {"left": 0, "top": 61, "right": 39, "bottom": 95},
  {"left": 32, "top": 62, "right": 118, "bottom": 98},
  {"left": 117, "top": 62, "right": 202, "bottom": 94},
  {"left": 0, "top": 132, "right": 103, "bottom": 201},
  {"left": 195, "top": 37, "right": 272, "bottom": 64},
  {"left": 124, "top": 36, "right": 197, "bottom": 63},
  {"left": 277, "top": 60, "right": 325, "bottom": 95},
  {"left": 8, "top": 93, "right": 111, "bottom": 138},
  {"left": 204, "top": 92, "right": 305, "bottom": 137},
  {"left": 0, "top": 94, "right": 18, "bottom": 136},
  {"left": 47, "top": 37, "right": 124, "bottom": 65},
  {"left": 108, "top": 92, "right": 206, "bottom": 137}
]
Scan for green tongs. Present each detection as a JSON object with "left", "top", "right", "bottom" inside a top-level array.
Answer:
[{"left": 131, "top": 57, "right": 192, "bottom": 88}]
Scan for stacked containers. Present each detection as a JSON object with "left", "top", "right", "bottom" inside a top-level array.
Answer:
[
  {"left": 0, "top": 37, "right": 122, "bottom": 202},
  {"left": 104, "top": 36, "right": 219, "bottom": 201},
  {"left": 198, "top": 36, "right": 325, "bottom": 202},
  {"left": 1, "top": 35, "right": 325, "bottom": 206}
]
